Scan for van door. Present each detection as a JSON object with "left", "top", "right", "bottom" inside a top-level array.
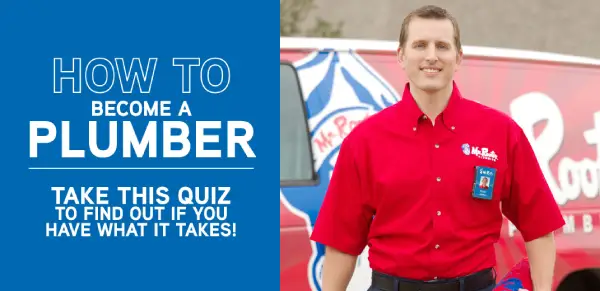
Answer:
[{"left": 280, "top": 60, "right": 321, "bottom": 291}]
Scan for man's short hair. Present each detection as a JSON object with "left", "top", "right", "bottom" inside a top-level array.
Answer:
[{"left": 398, "top": 5, "right": 462, "bottom": 52}]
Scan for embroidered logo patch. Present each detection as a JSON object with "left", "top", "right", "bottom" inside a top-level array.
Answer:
[{"left": 461, "top": 143, "right": 498, "bottom": 162}]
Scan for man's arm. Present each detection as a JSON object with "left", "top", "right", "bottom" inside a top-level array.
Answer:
[
  {"left": 501, "top": 123, "right": 565, "bottom": 291},
  {"left": 309, "top": 133, "right": 374, "bottom": 290},
  {"left": 321, "top": 246, "right": 358, "bottom": 291},
  {"left": 524, "top": 232, "right": 556, "bottom": 291}
]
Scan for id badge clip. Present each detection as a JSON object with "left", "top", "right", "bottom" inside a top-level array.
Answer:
[{"left": 472, "top": 166, "right": 496, "bottom": 200}]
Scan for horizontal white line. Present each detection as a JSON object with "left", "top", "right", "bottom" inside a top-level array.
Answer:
[
  {"left": 280, "top": 36, "right": 600, "bottom": 66},
  {"left": 28, "top": 167, "right": 254, "bottom": 170}
]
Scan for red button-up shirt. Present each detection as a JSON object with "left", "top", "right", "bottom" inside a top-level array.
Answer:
[{"left": 310, "top": 81, "right": 565, "bottom": 281}]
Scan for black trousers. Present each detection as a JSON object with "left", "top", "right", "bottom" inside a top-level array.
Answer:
[
  {"left": 367, "top": 284, "right": 496, "bottom": 291},
  {"left": 367, "top": 269, "right": 497, "bottom": 291},
  {"left": 367, "top": 284, "right": 495, "bottom": 291}
]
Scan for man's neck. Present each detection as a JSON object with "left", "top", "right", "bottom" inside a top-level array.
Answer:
[{"left": 409, "top": 82, "right": 453, "bottom": 124}]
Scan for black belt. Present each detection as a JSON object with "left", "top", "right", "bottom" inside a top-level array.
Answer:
[{"left": 371, "top": 268, "right": 495, "bottom": 291}]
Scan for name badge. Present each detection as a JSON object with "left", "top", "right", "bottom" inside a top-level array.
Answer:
[{"left": 472, "top": 166, "right": 496, "bottom": 200}]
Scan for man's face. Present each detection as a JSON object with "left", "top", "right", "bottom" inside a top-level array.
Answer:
[{"left": 398, "top": 17, "right": 462, "bottom": 93}]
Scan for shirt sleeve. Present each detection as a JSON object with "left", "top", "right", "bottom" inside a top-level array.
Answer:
[
  {"left": 501, "top": 124, "right": 565, "bottom": 242},
  {"left": 309, "top": 133, "right": 374, "bottom": 256}
]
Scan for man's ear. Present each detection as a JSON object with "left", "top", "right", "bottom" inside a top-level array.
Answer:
[
  {"left": 397, "top": 46, "right": 405, "bottom": 70},
  {"left": 456, "top": 48, "right": 463, "bottom": 67}
]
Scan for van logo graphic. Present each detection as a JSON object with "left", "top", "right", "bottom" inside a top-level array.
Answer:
[{"left": 280, "top": 49, "right": 400, "bottom": 291}]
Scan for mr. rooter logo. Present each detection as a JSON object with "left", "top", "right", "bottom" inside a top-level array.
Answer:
[{"left": 289, "top": 49, "right": 401, "bottom": 291}]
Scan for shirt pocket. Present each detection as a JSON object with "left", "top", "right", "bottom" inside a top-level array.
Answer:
[{"left": 452, "top": 159, "right": 507, "bottom": 230}]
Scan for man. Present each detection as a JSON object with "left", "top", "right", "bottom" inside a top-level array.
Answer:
[
  {"left": 480, "top": 177, "right": 489, "bottom": 189},
  {"left": 310, "top": 5, "right": 565, "bottom": 291}
]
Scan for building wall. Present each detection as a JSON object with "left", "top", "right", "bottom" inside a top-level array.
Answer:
[{"left": 301, "top": 0, "right": 600, "bottom": 58}]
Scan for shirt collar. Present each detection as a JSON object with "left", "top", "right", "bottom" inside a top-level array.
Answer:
[{"left": 397, "top": 81, "right": 464, "bottom": 134}]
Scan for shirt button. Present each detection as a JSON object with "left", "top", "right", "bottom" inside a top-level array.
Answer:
[
  {"left": 437, "top": 211, "right": 441, "bottom": 216},
  {"left": 451, "top": 126, "right": 455, "bottom": 130},
  {"left": 434, "top": 276, "right": 438, "bottom": 280},
  {"left": 434, "top": 144, "right": 439, "bottom": 148},
  {"left": 435, "top": 244, "right": 440, "bottom": 249},
  {"left": 436, "top": 177, "right": 441, "bottom": 182},
  {"left": 413, "top": 127, "right": 417, "bottom": 131}
]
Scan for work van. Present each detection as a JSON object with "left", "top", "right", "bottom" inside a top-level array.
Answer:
[{"left": 280, "top": 36, "right": 600, "bottom": 291}]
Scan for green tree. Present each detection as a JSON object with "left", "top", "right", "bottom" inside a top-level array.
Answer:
[{"left": 280, "top": 0, "right": 344, "bottom": 38}]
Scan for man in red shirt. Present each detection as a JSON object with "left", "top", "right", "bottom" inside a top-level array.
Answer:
[{"left": 310, "top": 5, "right": 565, "bottom": 291}]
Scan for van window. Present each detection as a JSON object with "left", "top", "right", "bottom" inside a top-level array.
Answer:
[{"left": 280, "top": 62, "right": 317, "bottom": 185}]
